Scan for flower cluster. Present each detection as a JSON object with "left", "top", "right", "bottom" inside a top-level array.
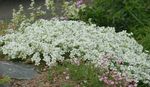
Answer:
[
  {"left": 99, "top": 70, "right": 137, "bottom": 87},
  {"left": 96, "top": 52, "right": 150, "bottom": 85},
  {"left": 11, "top": 0, "right": 86, "bottom": 30},
  {"left": 11, "top": 0, "right": 46, "bottom": 29},
  {"left": 62, "top": 0, "right": 86, "bottom": 19},
  {"left": 0, "top": 19, "right": 150, "bottom": 84},
  {"left": 76, "top": 0, "right": 84, "bottom": 8},
  {"left": 98, "top": 53, "right": 138, "bottom": 87},
  {"left": 11, "top": 5, "right": 26, "bottom": 27},
  {"left": 45, "top": 0, "right": 55, "bottom": 16}
]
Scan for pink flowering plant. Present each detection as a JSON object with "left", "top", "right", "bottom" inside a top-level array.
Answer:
[
  {"left": 76, "top": 0, "right": 84, "bottom": 8},
  {"left": 97, "top": 53, "right": 138, "bottom": 87},
  {"left": 61, "top": 0, "right": 86, "bottom": 20}
]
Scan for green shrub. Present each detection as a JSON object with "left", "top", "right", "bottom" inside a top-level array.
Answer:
[
  {"left": 130, "top": 26, "right": 150, "bottom": 53},
  {"left": 137, "top": 80, "right": 149, "bottom": 87},
  {"left": 79, "top": 0, "right": 150, "bottom": 31}
]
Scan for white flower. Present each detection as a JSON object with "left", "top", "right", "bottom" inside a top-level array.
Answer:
[
  {"left": 31, "top": 52, "right": 41, "bottom": 65},
  {"left": 0, "top": 19, "right": 150, "bottom": 84}
]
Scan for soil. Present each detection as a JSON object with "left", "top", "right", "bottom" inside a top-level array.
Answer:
[
  {"left": 10, "top": 69, "right": 79, "bottom": 87},
  {"left": 0, "top": 76, "right": 4, "bottom": 79}
]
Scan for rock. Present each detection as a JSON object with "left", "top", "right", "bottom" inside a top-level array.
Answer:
[{"left": 0, "top": 61, "right": 38, "bottom": 80}]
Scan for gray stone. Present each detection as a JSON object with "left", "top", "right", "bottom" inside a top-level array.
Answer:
[{"left": 0, "top": 61, "right": 38, "bottom": 80}]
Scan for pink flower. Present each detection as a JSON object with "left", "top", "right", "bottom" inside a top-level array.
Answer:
[
  {"left": 117, "top": 59, "right": 124, "bottom": 65},
  {"left": 76, "top": 0, "right": 84, "bottom": 8},
  {"left": 128, "top": 85, "right": 135, "bottom": 87},
  {"left": 104, "top": 76, "right": 108, "bottom": 80},
  {"left": 110, "top": 80, "right": 115, "bottom": 85}
]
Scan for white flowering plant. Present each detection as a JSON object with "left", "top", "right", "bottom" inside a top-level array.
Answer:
[
  {"left": 62, "top": 0, "right": 86, "bottom": 20},
  {"left": 11, "top": 0, "right": 86, "bottom": 30},
  {"left": 11, "top": 0, "right": 46, "bottom": 29},
  {"left": 45, "top": 0, "right": 86, "bottom": 20},
  {"left": 0, "top": 19, "right": 150, "bottom": 85}
]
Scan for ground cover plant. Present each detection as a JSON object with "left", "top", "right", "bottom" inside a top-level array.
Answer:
[
  {"left": 130, "top": 26, "right": 150, "bottom": 53},
  {"left": 0, "top": 18, "right": 150, "bottom": 86},
  {"left": 0, "top": 0, "right": 150, "bottom": 87}
]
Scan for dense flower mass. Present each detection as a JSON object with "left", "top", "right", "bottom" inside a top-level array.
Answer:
[{"left": 0, "top": 19, "right": 150, "bottom": 84}]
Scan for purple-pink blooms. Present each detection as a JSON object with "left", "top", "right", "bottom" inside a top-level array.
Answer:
[
  {"left": 76, "top": 0, "right": 84, "bottom": 8},
  {"left": 98, "top": 53, "right": 137, "bottom": 87}
]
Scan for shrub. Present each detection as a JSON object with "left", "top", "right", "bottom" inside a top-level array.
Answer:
[
  {"left": 0, "top": 19, "right": 150, "bottom": 85},
  {"left": 79, "top": 0, "right": 150, "bottom": 31},
  {"left": 130, "top": 26, "right": 150, "bottom": 53}
]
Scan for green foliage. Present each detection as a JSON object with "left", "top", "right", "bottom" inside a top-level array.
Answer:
[
  {"left": 130, "top": 26, "right": 150, "bottom": 53},
  {"left": 11, "top": 0, "right": 85, "bottom": 30},
  {"left": 137, "top": 80, "right": 149, "bottom": 87},
  {"left": 48, "top": 62, "right": 104, "bottom": 87},
  {"left": 0, "top": 76, "right": 11, "bottom": 84},
  {"left": 11, "top": 0, "right": 46, "bottom": 30},
  {"left": 48, "top": 61, "right": 149, "bottom": 86},
  {"left": 0, "top": 20, "right": 10, "bottom": 35},
  {"left": 68, "top": 64, "right": 104, "bottom": 87},
  {"left": 48, "top": 68, "right": 52, "bottom": 81},
  {"left": 79, "top": 0, "right": 150, "bottom": 31}
]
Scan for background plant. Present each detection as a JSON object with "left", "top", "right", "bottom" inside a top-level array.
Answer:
[
  {"left": 78, "top": 0, "right": 150, "bottom": 55},
  {"left": 79, "top": 0, "right": 150, "bottom": 31},
  {"left": 10, "top": 0, "right": 86, "bottom": 30},
  {"left": 11, "top": 0, "right": 46, "bottom": 30},
  {"left": 130, "top": 26, "right": 150, "bottom": 53},
  {"left": 45, "top": 0, "right": 86, "bottom": 20},
  {"left": 0, "top": 20, "right": 10, "bottom": 35}
]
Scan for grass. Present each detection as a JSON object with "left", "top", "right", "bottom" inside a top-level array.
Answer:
[
  {"left": 0, "top": 20, "right": 9, "bottom": 35},
  {"left": 62, "top": 83, "right": 77, "bottom": 87},
  {"left": 48, "top": 62, "right": 105, "bottom": 87},
  {"left": 0, "top": 76, "right": 11, "bottom": 84},
  {"left": 48, "top": 61, "right": 150, "bottom": 87}
]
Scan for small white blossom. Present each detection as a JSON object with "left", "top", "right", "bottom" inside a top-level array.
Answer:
[{"left": 0, "top": 19, "right": 150, "bottom": 84}]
